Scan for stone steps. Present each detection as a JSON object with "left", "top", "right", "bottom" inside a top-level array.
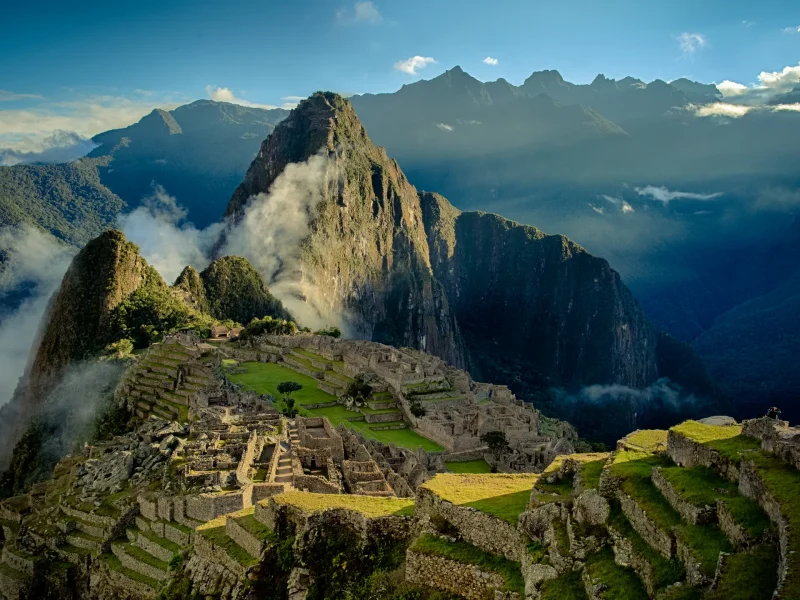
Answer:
[
  {"left": 111, "top": 543, "right": 170, "bottom": 583},
  {"left": 66, "top": 529, "right": 104, "bottom": 552},
  {"left": 100, "top": 553, "right": 160, "bottom": 598},
  {"left": 55, "top": 544, "right": 91, "bottom": 565},
  {"left": 184, "top": 375, "right": 212, "bottom": 386},
  {"left": 367, "top": 400, "right": 396, "bottom": 411},
  {"left": 131, "top": 528, "right": 181, "bottom": 563},
  {"left": 281, "top": 358, "right": 324, "bottom": 380}
]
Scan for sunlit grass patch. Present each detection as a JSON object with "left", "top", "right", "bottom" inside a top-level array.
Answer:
[
  {"left": 270, "top": 491, "right": 414, "bottom": 518},
  {"left": 422, "top": 473, "right": 537, "bottom": 524}
]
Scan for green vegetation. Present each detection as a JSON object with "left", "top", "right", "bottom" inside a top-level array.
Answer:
[
  {"left": 445, "top": 459, "right": 492, "bottom": 474},
  {"left": 315, "top": 326, "right": 342, "bottom": 338},
  {"left": 533, "top": 472, "right": 575, "bottom": 506},
  {"left": 201, "top": 256, "right": 291, "bottom": 325},
  {"left": 412, "top": 535, "right": 524, "bottom": 594},
  {"left": 553, "top": 518, "right": 570, "bottom": 554},
  {"left": 120, "top": 543, "right": 169, "bottom": 571},
  {"left": 102, "top": 553, "right": 159, "bottom": 588},
  {"left": 585, "top": 546, "right": 648, "bottom": 599},
  {"left": 580, "top": 458, "right": 607, "bottom": 490},
  {"left": 197, "top": 525, "right": 258, "bottom": 568},
  {"left": 240, "top": 315, "right": 299, "bottom": 339},
  {"left": 610, "top": 450, "right": 681, "bottom": 532},
  {"left": 227, "top": 362, "right": 443, "bottom": 451},
  {"left": 422, "top": 473, "right": 537, "bottom": 524},
  {"left": 273, "top": 491, "right": 414, "bottom": 518},
  {"left": 539, "top": 569, "right": 589, "bottom": 600},
  {"left": 608, "top": 504, "right": 684, "bottom": 590},
  {"left": 481, "top": 430, "right": 510, "bottom": 456},
  {"left": 659, "top": 465, "right": 771, "bottom": 539},
  {"left": 674, "top": 524, "right": 732, "bottom": 578},
  {"left": 235, "top": 514, "right": 275, "bottom": 540},
  {"left": 706, "top": 544, "right": 778, "bottom": 600},
  {"left": 623, "top": 430, "right": 668, "bottom": 453},
  {"left": 669, "top": 421, "right": 742, "bottom": 445}
]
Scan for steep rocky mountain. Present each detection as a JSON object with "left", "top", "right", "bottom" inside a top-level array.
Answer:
[
  {"left": 89, "top": 100, "right": 289, "bottom": 227},
  {"left": 224, "top": 92, "right": 715, "bottom": 440},
  {"left": 0, "top": 230, "right": 162, "bottom": 467}
]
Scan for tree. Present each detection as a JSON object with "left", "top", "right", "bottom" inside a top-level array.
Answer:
[
  {"left": 315, "top": 326, "right": 342, "bottom": 338},
  {"left": 282, "top": 397, "right": 299, "bottom": 418},
  {"left": 344, "top": 375, "right": 372, "bottom": 407},
  {"left": 277, "top": 381, "right": 302, "bottom": 402},
  {"left": 409, "top": 400, "right": 426, "bottom": 418},
  {"left": 480, "top": 430, "right": 510, "bottom": 457}
]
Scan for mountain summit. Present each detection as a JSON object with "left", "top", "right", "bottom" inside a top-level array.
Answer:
[{"left": 223, "top": 92, "right": 715, "bottom": 439}]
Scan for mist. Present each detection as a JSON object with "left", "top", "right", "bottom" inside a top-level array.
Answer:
[
  {"left": 119, "top": 185, "right": 224, "bottom": 283},
  {"left": 119, "top": 153, "right": 346, "bottom": 331},
  {"left": 0, "top": 225, "right": 75, "bottom": 407}
]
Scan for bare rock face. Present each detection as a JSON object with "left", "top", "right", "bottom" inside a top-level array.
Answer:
[{"left": 223, "top": 92, "right": 712, "bottom": 407}]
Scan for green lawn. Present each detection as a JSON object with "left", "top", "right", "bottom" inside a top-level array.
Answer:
[
  {"left": 228, "top": 362, "right": 443, "bottom": 452},
  {"left": 446, "top": 459, "right": 492, "bottom": 474},
  {"left": 412, "top": 535, "right": 524, "bottom": 594},
  {"left": 422, "top": 474, "right": 538, "bottom": 524}
]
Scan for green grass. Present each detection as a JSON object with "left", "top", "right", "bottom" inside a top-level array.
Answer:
[
  {"left": 623, "top": 430, "right": 668, "bottom": 453},
  {"left": 227, "top": 362, "right": 444, "bottom": 451},
  {"left": 675, "top": 523, "right": 733, "bottom": 578},
  {"left": 553, "top": 518, "right": 570, "bottom": 555},
  {"left": 234, "top": 514, "right": 275, "bottom": 541},
  {"left": 526, "top": 540, "right": 549, "bottom": 563},
  {"left": 0, "top": 562, "right": 28, "bottom": 581},
  {"left": 102, "top": 553, "right": 159, "bottom": 589},
  {"left": 197, "top": 526, "right": 258, "bottom": 568},
  {"left": 659, "top": 465, "right": 771, "bottom": 539},
  {"left": 162, "top": 520, "right": 192, "bottom": 535},
  {"left": 140, "top": 529, "right": 181, "bottom": 554},
  {"left": 120, "top": 543, "right": 169, "bottom": 571},
  {"left": 706, "top": 544, "right": 778, "bottom": 600},
  {"left": 748, "top": 450, "right": 800, "bottom": 595},
  {"left": 445, "top": 459, "right": 492, "bottom": 474},
  {"left": 291, "top": 348, "right": 329, "bottom": 362},
  {"left": 540, "top": 569, "right": 589, "bottom": 600},
  {"left": 272, "top": 491, "right": 414, "bottom": 517},
  {"left": 580, "top": 458, "right": 606, "bottom": 490},
  {"left": 610, "top": 450, "right": 681, "bottom": 532},
  {"left": 533, "top": 473, "right": 575, "bottom": 505},
  {"left": 252, "top": 469, "right": 268, "bottom": 482},
  {"left": 359, "top": 406, "right": 400, "bottom": 415},
  {"left": 412, "top": 535, "right": 524, "bottom": 594},
  {"left": 423, "top": 473, "right": 538, "bottom": 525},
  {"left": 585, "top": 546, "right": 649, "bottom": 600},
  {"left": 608, "top": 503, "right": 684, "bottom": 590},
  {"left": 669, "top": 421, "right": 760, "bottom": 465}
]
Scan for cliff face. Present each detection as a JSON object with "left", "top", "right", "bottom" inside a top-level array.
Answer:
[
  {"left": 419, "top": 192, "right": 659, "bottom": 389},
  {"left": 226, "top": 92, "right": 466, "bottom": 365},
  {"left": 22, "top": 230, "right": 161, "bottom": 410}
]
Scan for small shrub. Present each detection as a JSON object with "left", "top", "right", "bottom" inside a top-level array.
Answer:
[{"left": 315, "top": 326, "right": 342, "bottom": 338}]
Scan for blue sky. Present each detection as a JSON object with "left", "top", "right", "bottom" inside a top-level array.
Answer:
[{"left": 2, "top": 0, "right": 800, "bottom": 153}]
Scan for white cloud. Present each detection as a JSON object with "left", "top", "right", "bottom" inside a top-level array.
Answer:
[
  {"left": 281, "top": 96, "right": 306, "bottom": 106},
  {"left": 119, "top": 185, "right": 224, "bottom": 283},
  {"left": 601, "top": 195, "right": 635, "bottom": 213},
  {"left": 0, "top": 130, "right": 97, "bottom": 166},
  {"left": 692, "top": 102, "right": 753, "bottom": 118},
  {"left": 337, "top": 1, "right": 382, "bottom": 24},
  {"left": 206, "top": 86, "right": 298, "bottom": 110},
  {"left": 0, "top": 225, "right": 76, "bottom": 406},
  {"left": 677, "top": 32, "right": 707, "bottom": 55},
  {"left": 717, "top": 80, "right": 749, "bottom": 97},
  {"left": 782, "top": 25, "right": 800, "bottom": 33},
  {"left": 589, "top": 204, "right": 605, "bottom": 215},
  {"left": 621, "top": 201, "right": 635, "bottom": 214},
  {"left": 0, "top": 90, "right": 42, "bottom": 102},
  {"left": 772, "top": 103, "right": 800, "bottom": 112},
  {"left": 483, "top": 56, "right": 499, "bottom": 66},
  {"left": 635, "top": 185, "right": 723, "bottom": 204},
  {"left": 0, "top": 92, "right": 182, "bottom": 153},
  {"left": 435, "top": 123, "right": 453, "bottom": 131},
  {"left": 394, "top": 56, "right": 437, "bottom": 75},
  {"left": 742, "top": 20, "right": 755, "bottom": 28}
]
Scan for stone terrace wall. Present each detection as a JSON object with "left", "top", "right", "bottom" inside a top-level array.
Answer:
[
  {"left": 415, "top": 487, "right": 524, "bottom": 561},
  {"left": 413, "top": 418, "right": 455, "bottom": 451},
  {"left": 405, "top": 548, "right": 517, "bottom": 600},
  {"left": 651, "top": 468, "right": 715, "bottom": 525},
  {"left": 666, "top": 431, "right": 740, "bottom": 483},
  {"left": 186, "top": 492, "right": 245, "bottom": 522}
]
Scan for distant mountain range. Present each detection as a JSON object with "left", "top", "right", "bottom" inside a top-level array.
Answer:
[{"left": 349, "top": 66, "right": 800, "bottom": 421}]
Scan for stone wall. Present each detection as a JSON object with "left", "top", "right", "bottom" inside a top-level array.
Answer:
[
  {"left": 651, "top": 468, "right": 715, "bottom": 525},
  {"left": 608, "top": 525, "right": 658, "bottom": 596},
  {"left": 618, "top": 492, "right": 675, "bottom": 559},
  {"left": 186, "top": 492, "right": 245, "bottom": 522},
  {"left": 416, "top": 487, "right": 525, "bottom": 561},
  {"left": 250, "top": 483, "right": 286, "bottom": 504},
  {"left": 225, "top": 517, "right": 265, "bottom": 559},
  {"left": 195, "top": 529, "right": 248, "bottom": 578},
  {"left": 666, "top": 431, "right": 740, "bottom": 483},
  {"left": 405, "top": 548, "right": 518, "bottom": 600},
  {"left": 112, "top": 543, "right": 168, "bottom": 581},
  {"left": 137, "top": 495, "right": 159, "bottom": 522},
  {"left": 413, "top": 418, "right": 455, "bottom": 451}
]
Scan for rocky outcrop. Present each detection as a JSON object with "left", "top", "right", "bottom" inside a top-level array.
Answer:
[{"left": 222, "top": 92, "right": 712, "bottom": 410}]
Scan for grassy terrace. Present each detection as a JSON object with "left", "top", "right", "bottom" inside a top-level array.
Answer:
[
  {"left": 533, "top": 472, "right": 575, "bottom": 506},
  {"left": 271, "top": 491, "right": 414, "bottom": 517},
  {"left": 670, "top": 421, "right": 760, "bottom": 464},
  {"left": 412, "top": 535, "right": 524, "bottom": 594},
  {"left": 197, "top": 520, "right": 258, "bottom": 568},
  {"left": 228, "top": 362, "right": 443, "bottom": 451},
  {"left": 102, "top": 553, "right": 159, "bottom": 588},
  {"left": 581, "top": 457, "right": 607, "bottom": 490},
  {"left": 623, "top": 429, "right": 668, "bottom": 453},
  {"left": 422, "top": 473, "right": 538, "bottom": 524},
  {"left": 706, "top": 544, "right": 778, "bottom": 600},
  {"left": 540, "top": 569, "right": 589, "bottom": 600},
  {"left": 610, "top": 450, "right": 732, "bottom": 576},
  {"left": 445, "top": 459, "right": 492, "bottom": 474},
  {"left": 234, "top": 514, "right": 275, "bottom": 540},
  {"left": 586, "top": 546, "right": 649, "bottom": 599},
  {"left": 119, "top": 543, "right": 169, "bottom": 571},
  {"left": 608, "top": 504, "right": 684, "bottom": 591},
  {"left": 659, "top": 465, "right": 771, "bottom": 539}
]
